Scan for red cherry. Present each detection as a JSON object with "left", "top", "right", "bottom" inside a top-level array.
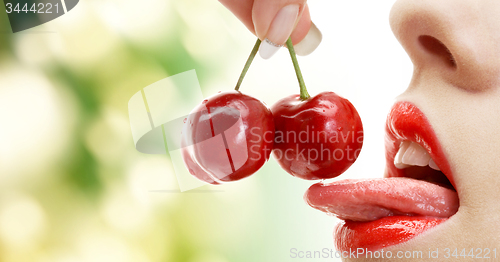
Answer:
[
  {"left": 181, "top": 91, "right": 274, "bottom": 184},
  {"left": 271, "top": 91, "right": 363, "bottom": 180}
]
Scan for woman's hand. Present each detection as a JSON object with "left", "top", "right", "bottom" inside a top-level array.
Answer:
[{"left": 219, "top": 0, "right": 322, "bottom": 59}]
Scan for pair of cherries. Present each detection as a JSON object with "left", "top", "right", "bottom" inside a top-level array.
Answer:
[{"left": 181, "top": 39, "right": 363, "bottom": 184}]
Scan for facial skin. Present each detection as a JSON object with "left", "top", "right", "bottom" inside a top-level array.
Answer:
[{"left": 346, "top": 0, "right": 500, "bottom": 261}]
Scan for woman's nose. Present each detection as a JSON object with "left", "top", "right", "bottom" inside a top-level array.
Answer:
[{"left": 389, "top": 0, "right": 500, "bottom": 91}]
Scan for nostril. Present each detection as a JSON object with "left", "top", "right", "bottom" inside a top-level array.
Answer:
[{"left": 418, "top": 35, "right": 457, "bottom": 68}]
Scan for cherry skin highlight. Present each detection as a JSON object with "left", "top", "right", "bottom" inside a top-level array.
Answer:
[
  {"left": 181, "top": 91, "right": 274, "bottom": 184},
  {"left": 271, "top": 91, "right": 363, "bottom": 180}
]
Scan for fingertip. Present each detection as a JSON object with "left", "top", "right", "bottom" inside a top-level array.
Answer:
[
  {"left": 252, "top": 0, "right": 307, "bottom": 41},
  {"left": 294, "top": 22, "right": 322, "bottom": 56},
  {"left": 291, "top": 5, "right": 322, "bottom": 56},
  {"left": 290, "top": 4, "right": 312, "bottom": 44}
]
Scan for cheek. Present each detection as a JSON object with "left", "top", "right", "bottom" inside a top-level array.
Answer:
[{"left": 400, "top": 83, "right": 500, "bottom": 209}]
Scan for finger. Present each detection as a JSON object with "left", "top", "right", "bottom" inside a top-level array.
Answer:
[
  {"left": 291, "top": 5, "right": 322, "bottom": 56},
  {"left": 251, "top": 0, "right": 306, "bottom": 41},
  {"left": 290, "top": 4, "right": 311, "bottom": 45},
  {"left": 219, "top": 0, "right": 255, "bottom": 34},
  {"left": 252, "top": 1, "right": 320, "bottom": 59},
  {"left": 220, "top": 0, "right": 321, "bottom": 58}
]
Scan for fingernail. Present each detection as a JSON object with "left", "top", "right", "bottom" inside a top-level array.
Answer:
[
  {"left": 259, "top": 4, "right": 300, "bottom": 59},
  {"left": 294, "top": 22, "right": 322, "bottom": 56},
  {"left": 259, "top": 39, "right": 282, "bottom": 59}
]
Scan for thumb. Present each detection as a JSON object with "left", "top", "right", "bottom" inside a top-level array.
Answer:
[{"left": 253, "top": 0, "right": 321, "bottom": 59}]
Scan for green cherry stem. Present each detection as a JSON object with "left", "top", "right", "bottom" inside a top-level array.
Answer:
[
  {"left": 286, "top": 37, "right": 310, "bottom": 100},
  {"left": 235, "top": 38, "right": 262, "bottom": 91}
]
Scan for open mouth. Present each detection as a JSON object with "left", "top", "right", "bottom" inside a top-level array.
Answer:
[{"left": 304, "top": 101, "right": 460, "bottom": 252}]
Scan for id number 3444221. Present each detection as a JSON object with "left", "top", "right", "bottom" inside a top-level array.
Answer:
[{"left": 5, "top": 3, "right": 61, "bottom": 14}]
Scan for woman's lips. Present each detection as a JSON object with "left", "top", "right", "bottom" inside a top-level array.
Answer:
[
  {"left": 385, "top": 102, "right": 455, "bottom": 186},
  {"left": 334, "top": 217, "right": 446, "bottom": 252},
  {"left": 304, "top": 101, "right": 459, "bottom": 252}
]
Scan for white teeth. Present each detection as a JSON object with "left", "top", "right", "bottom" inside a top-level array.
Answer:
[
  {"left": 394, "top": 141, "right": 441, "bottom": 171},
  {"left": 402, "top": 141, "right": 431, "bottom": 166},
  {"left": 429, "top": 158, "right": 440, "bottom": 171},
  {"left": 394, "top": 141, "right": 411, "bottom": 169}
]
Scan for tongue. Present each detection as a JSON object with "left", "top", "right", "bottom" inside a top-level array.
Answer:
[{"left": 305, "top": 178, "right": 459, "bottom": 222}]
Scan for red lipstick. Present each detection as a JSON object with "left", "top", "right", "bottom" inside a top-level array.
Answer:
[
  {"left": 305, "top": 101, "right": 458, "bottom": 253},
  {"left": 385, "top": 102, "right": 455, "bottom": 187}
]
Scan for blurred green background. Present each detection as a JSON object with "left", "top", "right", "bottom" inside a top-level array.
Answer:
[{"left": 0, "top": 0, "right": 409, "bottom": 261}]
